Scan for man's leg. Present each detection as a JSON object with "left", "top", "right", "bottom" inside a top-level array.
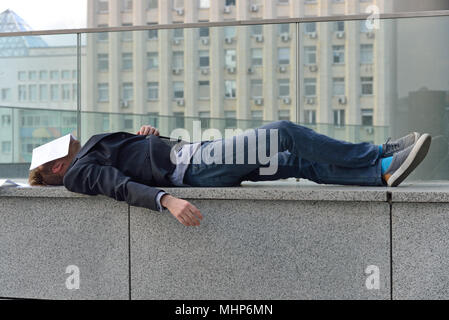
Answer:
[
  {"left": 243, "top": 151, "right": 385, "bottom": 186},
  {"left": 257, "top": 120, "right": 381, "bottom": 168},
  {"left": 183, "top": 121, "right": 384, "bottom": 187}
]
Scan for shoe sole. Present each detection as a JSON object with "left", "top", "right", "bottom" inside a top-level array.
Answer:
[{"left": 387, "top": 133, "right": 432, "bottom": 187}]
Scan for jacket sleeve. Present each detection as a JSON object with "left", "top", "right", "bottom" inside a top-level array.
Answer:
[{"left": 63, "top": 162, "right": 165, "bottom": 212}]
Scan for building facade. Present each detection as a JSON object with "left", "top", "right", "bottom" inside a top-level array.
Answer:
[{"left": 85, "top": 0, "right": 395, "bottom": 143}]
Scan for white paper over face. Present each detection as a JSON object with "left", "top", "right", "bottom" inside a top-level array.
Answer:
[{"left": 29, "top": 134, "right": 74, "bottom": 171}]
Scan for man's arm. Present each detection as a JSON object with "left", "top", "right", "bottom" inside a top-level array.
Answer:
[
  {"left": 63, "top": 162, "right": 162, "bottom": 211},
  {"left": 63, "top": 162, "right": 203, "bottom": 226}
]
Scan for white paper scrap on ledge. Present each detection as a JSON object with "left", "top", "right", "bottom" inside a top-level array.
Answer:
[{"left": 0, "top": 179, "right": 31, "bottom": 188}]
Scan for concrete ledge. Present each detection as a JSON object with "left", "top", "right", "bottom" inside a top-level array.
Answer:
[
  {"left": 0, "top": 181, "right": 388, "bottom": 202},
  {"left": 1, "top": 180, "right": 449, "bottom": 299},
  {"left": 389, "top": 181, "right": 449, "bottom": 203}
]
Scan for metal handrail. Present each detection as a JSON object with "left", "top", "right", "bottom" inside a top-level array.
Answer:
[{"left": 0, "top": 10, "right": 448, "bottom": 37}]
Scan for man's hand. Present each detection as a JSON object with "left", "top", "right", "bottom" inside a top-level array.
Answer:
[
  {"left": 161, "top": 194, "right": 203, "bottom": 226},
  {"left": 137, "top": 125, "right": 159, "bottom": 136}
]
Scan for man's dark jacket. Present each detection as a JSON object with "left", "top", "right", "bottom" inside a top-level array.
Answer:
[{"left": 63, "top": 132, "right": 184, "bottom": 211}]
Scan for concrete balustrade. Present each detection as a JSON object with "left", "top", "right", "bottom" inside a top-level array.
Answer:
[{"left": 0, "top": 181, "right": 448, "bottom": 299}]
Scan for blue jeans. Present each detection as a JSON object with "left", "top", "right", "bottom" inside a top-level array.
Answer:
[{"left": 183, "top": 120, "right": 385, "bottom": 187}]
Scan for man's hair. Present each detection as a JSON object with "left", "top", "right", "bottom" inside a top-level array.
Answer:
[
  {"left": 28, "top": 138, "right": 80, "bottom": 186},
  {"left": 28, "top": 158, "right": 64, "bottom": 186}
]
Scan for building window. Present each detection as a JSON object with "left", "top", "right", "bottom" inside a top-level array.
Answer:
[
  {"left": 173, "top": 0, "right": 184, "bottom": 9},
  {"left": 174, "top": 112, "right": 184, "bottom": 129},
  {"left": 173, "top": 28, "right": 184, "bottom": 40},
  {"left": 122, "top": 53, "right": 133, "bottom": 70},
  {"left": 361, "top": 77, "right": 373, "bottom": 95},
  {"left": 361, "top": 44, "right": 373, "bottom": 64},
  {"left": 50, "top": 84, "right": 59, "bottom": 101},
  {"left": 28, "top": 85, "right": 37, "bottom": 101},
  {"left": 361, "top": 108, "right": 373, "bottom": 126},
  {"left": 173, "top": 82, "right": 184, "bottom": 99},
  {"left": 147, "top": 112, "right": 158, "bottom": 128},
  {"left": 278, "top": 110, "right": 290, "bottom": 121},
  {"left": 122, "top": 0, "right": 133, "bottom": 12},
  {"left": 148, "top": 0, "right": 158, "bottom": 9},
  {"left": 251, "top": 110, "right": 263, "bottom": 127},
  {"left": 225, "top": 0, "right": 236, "bottom": 6},
  {"left": 1, "top": 115, "right": 11, "bottom": 126},
  {"left": 224, "top": 26, "right": 236, "bottom": 39},
  {"left": 147, "top": 82, "right": 159, "bottom": 101},
  {"left": 50, "top": 70, "right": 59, "bottom": 80},
  {"left": 334, "top": 21, "right": 345, "bottom": 32},
  {"left": 278, "top": 23, "right": 289, "bottom": 35},
  {"left": 332, "top": 45, "right": 345, "bottom": 64},
  {"left": 148, "top": 23, "right": 158, "bottom": 40},
  {"left": 98, "top": 83, "right": 109, "bottom": 102},
  {"left": 39, "top": 70, "right": 48, "bottom": 80},
  {"left": 61, "top": 70, "right": 71, "bottom": 80},
  {"left": 18, "top": 71, "right": 27, "bottom": 81},
  {"left": 278, "top": 48, "right": 290, "bottom": 65},
  {"left": 121, "top": 23, "right": 133, "bottom": 41},
  {"left": 198, "top": 81, "right": 210, "bottom": 99},
  {"left": 62, "top": 84, "right": 71, "bottom": 101},
  {"left": 1, "top": 88, "right": 11, "bottom": 101},
  {"left": 332, "top": 77, "right": 345, "bottom": 96},
  {"left": 251, "top": 25, "right": 263, "bottom": 36},
  {"left": 304, "top": 46, "right": 316, "bottom": 65},
  {"left": 124, "top": 118, "right": 134, "bottom": 130},
  {"left": 199, "top": 27, "right": 209, "bottom": 38},
  {"left": 333, "top": 109, "right": 345, "bottom": 127},
  {"left": 225, "top": 111, "right": 236, "bottom": 128},
  {"left": 28, "top": 71, "right": 37, "bottom": 81},
  {"left": 98, "top": 0, "right": 108, "bottom": 13},
  {"left": 304, "top": 110, "right": 316, "bottom": 125},
  {"left": 304, "top": 78, "right": 316, "bottom": 97},
  {"left": 97, "top": 24, "right": 109, "bottom": 41},
  {"left": 199, "top": 50, "right": 210, "bottom": 68},
  {"left": 251, "top": 79, "right": 263, "bottom": 98},
  {"left": 62, "top": 116, "right": 77, "bottom": 127},
  {"left": 18, "top": 85, "right": 26, "bottom": 101},
  {"left": 39, "top": 85, "right": 47, "bottom": 101},
  {"left": 304, "top": 22, "right": 316, "bottom": 34},
  {"left": 2, "top": 141, "right": 11, "bottom": 153},
  {"left": 278, "top": 79, "right": 290, "bottom": 98},
  {"left": 225, "top": 49, "right": 236, "bottom": 68},
  {"left": 199, "top": 111, "right": 210, "bottom": 129},
  {"left": 278, "top": 0, "right": 289, "bottom": 3},
  {"left": 360, "top": 20, "right": 370, "bottom": 33},
  {"left": 122, "top": 82, "right": 133, "bottom": 101},
  {"left": 251, "top": 48, "right": 263, "bottom": 66},
  {"left": 173, "top": 51, "right": 184, "bottom": 70},
  {"left": 199, "top": 0, "right": 210, "bottom": 8},
  {"left": 147, "top": 52, "right": 159, "bottom": 69},
  {"left": 72, "top": 84, "right": 77, "bottom": 101},
  {"left": 225, "top": 80, "right": 236, "bottom": 99}
]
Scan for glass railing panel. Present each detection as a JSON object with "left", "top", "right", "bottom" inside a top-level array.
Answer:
[
  {"left": 385, "top": 15, "right": 449, "bottom": 181},
  {"left": 80, "top": 23, "right": 298, "bottom": 140},
  {"left": 0, "top": 33, "right": 78, "bottom": 178}
]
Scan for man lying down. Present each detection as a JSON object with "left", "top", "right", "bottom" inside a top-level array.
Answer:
[{"left": 29, "top": 121, "right": 432, "bottom": 226}]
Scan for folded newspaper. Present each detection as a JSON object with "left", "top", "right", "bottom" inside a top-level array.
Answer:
[{"left": 0, "top": 179, "right": 30, "bottom": 188}]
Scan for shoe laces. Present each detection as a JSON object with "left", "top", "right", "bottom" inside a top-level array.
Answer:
[{"left": 385, "top": 137, "right": 400, "bottom": 153}]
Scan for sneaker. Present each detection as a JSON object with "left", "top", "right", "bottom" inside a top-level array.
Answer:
[
  {"left": 382, "top": 132, "right": 420, "bottom": 158},
  {"left": 383, "top": 133, "right": 432, "bottom": 187}
]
